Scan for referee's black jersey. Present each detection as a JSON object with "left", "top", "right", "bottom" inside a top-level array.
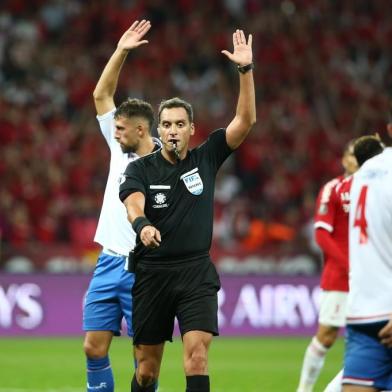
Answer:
[{"left": 119, "top": 128, "right": 233, "bottom": 264}]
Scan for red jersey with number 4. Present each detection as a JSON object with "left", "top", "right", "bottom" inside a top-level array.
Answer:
[{"left": 314, "top": 175, "right": 353, "bottom": 291}]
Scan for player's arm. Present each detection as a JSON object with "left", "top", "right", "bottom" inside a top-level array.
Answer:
[
  {"left": 221, "top": 29, "right": 256, "bottom": 150},
  {"left": 93, "top": 20, "right": 151, "bottom": 115},
  {"left": 123, "top": 191, "right": 161, "bottom": 248},
  {"left": 314, "top": 181, "right": 348, "bottom": 270},
  {"left": 314, "top": 228, "right": 346, "bottom": 267}
]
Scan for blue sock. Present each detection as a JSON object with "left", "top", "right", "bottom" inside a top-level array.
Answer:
[{"left": 87, "top": 356, "right": 114, "bottom": 392}]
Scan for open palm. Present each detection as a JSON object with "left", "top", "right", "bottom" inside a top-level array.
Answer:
[
  {"left": 117, "top": 20, "right": 151, "bottom": 51},
  {"left": 222, "top": 29, "right": 253, "bottom": 66}
]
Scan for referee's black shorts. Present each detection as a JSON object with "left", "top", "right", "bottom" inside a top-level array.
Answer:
[{"left": 131, "top": 256, "right": 221, "bottom": 345}]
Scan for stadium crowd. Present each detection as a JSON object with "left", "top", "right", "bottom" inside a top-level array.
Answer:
[{"left": 1, "top": 0, "right": 391, "bottom": 268}]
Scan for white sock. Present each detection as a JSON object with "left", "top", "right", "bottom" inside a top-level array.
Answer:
[
  {"left": 297, "top": 337, "right": 328, "bottom": 392},
  {"left": 323, "top": 369, "right": 343, "bottom": 392}
]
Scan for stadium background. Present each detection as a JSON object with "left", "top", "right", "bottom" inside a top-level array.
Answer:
[{"left": 0, "top": 0, "right": 390, "bottom": 390}]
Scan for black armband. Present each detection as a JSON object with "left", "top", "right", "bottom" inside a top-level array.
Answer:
[
  {"left": 132, "top": 216, "right": 152, "bottom": 236},
  {"left": 237, "top": 63, "right": 254, "bottom": 74}
]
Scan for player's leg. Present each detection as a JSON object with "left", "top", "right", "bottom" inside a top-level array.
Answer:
[
  {"left": 324, "top": 369, "right": 343, "bottom": 392},
  {"left": 83, "top": 253, "right": 125, "bottom": 392},
  {"left": 183, "top": 331, "right": 213, "bottom": 392},
  {"left": 132, "top": 343, "right": 164, "bottom": 391},
  {"left": 298, "top": 325, "right": 340, "bottom": 392},
  {"left": 297, "top": 291, "right": 347, "bottom": 392},
  {"left": 84, "top": 331, "right": 114, "bottom": 392}
]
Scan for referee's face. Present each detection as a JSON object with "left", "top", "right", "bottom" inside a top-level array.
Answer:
[
  {"left": 114, "top": 115, "right": 143, "bottom": 153},
  {"left": 158, "top": 107, "right": 194, "bottom": 155}
]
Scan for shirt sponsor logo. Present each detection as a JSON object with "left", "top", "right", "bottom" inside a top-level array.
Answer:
[{"left": 181, "top": 168, "right": 203, "bottom": 195}]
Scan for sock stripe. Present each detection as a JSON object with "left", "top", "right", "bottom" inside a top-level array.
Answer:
[{"left": 87, "top": 365, "right": 112, "bottom": 372}]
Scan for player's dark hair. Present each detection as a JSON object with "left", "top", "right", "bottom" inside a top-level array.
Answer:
[
  {"left": 354, "top": 135, "right": 384, "bottom": 167},
  {"left": 114, "top": 98, "right": 154, "bottom": 133},
  {"left": 158, "top": 97, "right": 194, "bottom": 123}
]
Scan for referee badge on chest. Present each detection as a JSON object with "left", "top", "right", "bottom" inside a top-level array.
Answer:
[
  {"left": 149, "top": 185, "right": 170, "bottom": 208},
  {"left": 181, "top": 168, "right": 203, "bottom": 195}
]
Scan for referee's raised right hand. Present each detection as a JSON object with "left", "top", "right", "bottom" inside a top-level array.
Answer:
[{"left": 140, "top": 225, "right": 161, "bottom": 248}]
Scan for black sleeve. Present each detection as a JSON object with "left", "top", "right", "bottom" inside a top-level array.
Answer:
[
  {"left": 119, "top": 160, "right": 146, "bottom": 202},
  {"left": 200, "top": 128, "right": 234, "bottom": 171}
]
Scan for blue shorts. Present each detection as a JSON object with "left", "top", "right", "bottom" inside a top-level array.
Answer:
[
  {"left": 343, "top": 322, "right": 392, "bottom": 390},
  {"left": 83, "top": 252, "right": 135, "bottom": 337}
]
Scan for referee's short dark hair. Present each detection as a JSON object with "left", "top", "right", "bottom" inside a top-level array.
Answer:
[
  {"left": 158, "top": 97, "right": 193, "bottom": 123},
  {"left": 354, "top": 135, "right": 384, "bottom": 167},
  {"left": 114, "top": 98, "right": 154, "bottom": 132}
]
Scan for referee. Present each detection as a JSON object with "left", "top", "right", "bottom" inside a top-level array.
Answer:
[{"left": 120, "top": 28, "right": 256, "bottom": 392}]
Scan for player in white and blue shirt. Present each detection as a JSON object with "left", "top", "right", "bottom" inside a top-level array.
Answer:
[
  {"left": 82, "top": 20, "right": 160, "bottom": 392},
  {"left": 343, "top": 138, "right": 392, "bottom": 391}
]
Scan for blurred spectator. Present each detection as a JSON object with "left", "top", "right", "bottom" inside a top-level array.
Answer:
[{"left": 1, "top": 0, "right": 392, "bottom": 270}]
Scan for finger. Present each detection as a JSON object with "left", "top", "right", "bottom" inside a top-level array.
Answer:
[
  {"left": 129, "top": 20, "right": 139, "bottom": 31},
  {"left": 221, "top": 50, "right": 233, "bottom": 60},
  {"left": 247, "top": 34, "right": 253, "bottom": 47},
  {"left": 155, "top": 230, "right": 161, "bottom": 243},
  {"left": 137, "top": 19, "right": 150, "bottom": 31},
  {"left": 236, "top": 29, "right": 243, "bottom": 44},
  {"left": 135, "top": 20, "right": 146, "bottom": 31},
  {"left": 135, "top": 40, "right": 149, "bottom": 47},
  {"left": 239, "top": 30, "right": 246, "bottom": 44},
  {"left": 141, "top": 238, "right": 150, "bottom": 247},
  {"left": 378, "top": 324, "right": 391, "bottom": 337},
  {"left": 139, "top": 23, "right": 151, "bottom": 36},
  {"left": 149, "top": 237, "right": 160, "bottom": 248},
  {"left": 142, "top": 236, "right": 157, "bottom": 248},
  {"left": 233, "top": 31, "right": 238, "bottom": 47},
  {"left": 381, "top": 337, "right": 392, "bottom": 347}
]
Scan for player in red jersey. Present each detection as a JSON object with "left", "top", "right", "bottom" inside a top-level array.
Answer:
[{"left": 297, "top": 140, "right": 357, "bottom": 392}]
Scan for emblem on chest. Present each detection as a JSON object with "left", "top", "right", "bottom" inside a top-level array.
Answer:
[
  {"left": 150, "top": 185, "right": 170, "bottom": 209},
  {"left": 181, "top": 168, "right": 204, "bottom": 195}
]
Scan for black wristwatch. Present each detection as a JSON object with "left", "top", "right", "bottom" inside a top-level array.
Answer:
[{"left": 237, "top": 63, "right": 254, "bottom": 74}]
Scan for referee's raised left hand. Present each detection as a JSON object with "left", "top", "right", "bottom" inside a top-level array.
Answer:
[
  {"left": 140, "top": 225, "right": 161, "bottom": 248},
  {"left": 221, "top": 29, "right": 252, "bottom": 67}
]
